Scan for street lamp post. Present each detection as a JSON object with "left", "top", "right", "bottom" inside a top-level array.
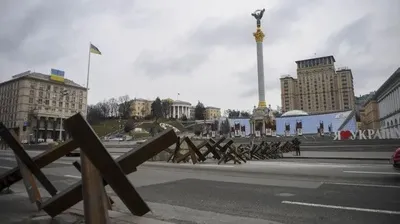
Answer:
[{"left": 59, "top": 90, "right": 69, "bottom": 141}]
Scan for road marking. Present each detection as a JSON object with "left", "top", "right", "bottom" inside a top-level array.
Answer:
[
  {"left": 200, "top": 164, "right": 235, "bottom": 168},
  {"left": 0, "top": 166, "right": 12, "bottom": 169},
  {"left": 55, "top": 161, "right": 73, "bottom": 165},
  {"left": 64, "top": 175, "right": 81, "bottom": 179},
  {"left": 282, "top": 201, "right": 400, "bottom": 215},
  {"left": 343, "top": 171, "right": 400, "bottom": 175},
  {"left": 324, "top": 182, "right": 400, "bottom": 189},
  {"left": 0, "top": 157, "right": 72, "bottom": 166},
  {"left": 247, "top": 161, "right": 388, "bottom": 168}
]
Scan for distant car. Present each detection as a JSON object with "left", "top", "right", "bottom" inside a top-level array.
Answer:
[{"left": 390, "top": 148, "right": 400, "bottom": 170}]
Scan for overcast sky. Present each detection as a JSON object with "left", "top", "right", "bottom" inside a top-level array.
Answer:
[{"left": 0, "top": 0, "right": 399, "bottom": 112}]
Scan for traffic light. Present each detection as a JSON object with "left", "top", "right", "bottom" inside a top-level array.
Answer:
[{"left": 23, "top": 126, "right": 26, "bottom": 131}]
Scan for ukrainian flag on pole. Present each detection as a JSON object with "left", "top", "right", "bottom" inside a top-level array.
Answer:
[{"left": 90, "top": 43, "right": 102, "bottom": 55}]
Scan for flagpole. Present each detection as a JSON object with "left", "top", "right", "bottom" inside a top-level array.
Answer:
[
  {"left": 81, "top": 42, "right": 110, "bottom": 223},
  {"left": 86, "top": 43, "right": 91, "bottom": 117}
]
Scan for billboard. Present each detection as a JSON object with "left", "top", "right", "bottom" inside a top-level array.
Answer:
[{"left": 50, "top": 69, "right": 65, "bottom": 82}]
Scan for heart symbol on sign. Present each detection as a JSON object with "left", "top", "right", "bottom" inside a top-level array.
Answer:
[{"left": 340, "top": 130, "right": 352, "bottom": 140}]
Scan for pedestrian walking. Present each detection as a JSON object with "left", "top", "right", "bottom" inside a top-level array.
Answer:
[{"left": 292, "top": 137, "right": 301, "bottom": 156}]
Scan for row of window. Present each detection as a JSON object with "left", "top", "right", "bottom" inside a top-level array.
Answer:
[
  {"left": 30, "top": 81, "right": 84, "bottom": 96},
  {"left": 297, "top": 57, "right": 334, "bottom": 68},
  {"left": 0, "top": 81, "right": 19, "bottom": 94}
]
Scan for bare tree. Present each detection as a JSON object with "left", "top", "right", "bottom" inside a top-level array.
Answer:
[
  {"left": 118, "top": 95, "right": 131, "bottom": 119},
  {"left": 108, "top": 98, "right": 119, "bottom": 117},
  {"left": 99, "top": 100, "right": 110, "bottom": 118}
]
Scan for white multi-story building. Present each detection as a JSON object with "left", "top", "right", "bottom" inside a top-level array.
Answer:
[
  {"left": 376, "top": 67, "right": 400, "bottom": 130},
  {"left": 0, "top": 71, "right": 87, "bottom": 143}
]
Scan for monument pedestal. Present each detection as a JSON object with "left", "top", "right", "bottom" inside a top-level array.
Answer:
[{"left": 250, "top": 107, "right": 274, "bottom": 136}]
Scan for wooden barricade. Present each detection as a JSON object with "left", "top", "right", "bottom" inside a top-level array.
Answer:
[
  {"left": 167, "top": 136, "right": 186, "bottom": 163},
  {"left": 174, "top": 137, "right": 208, "bottom": 164},
  {"left": 0, "top": 139, "right": 78, "bottom": 192},
  {"left": 202, "top": 137, "right": 225, "bottom": 160},
  {"left": 40, "top": 113, "right": 177, "bottom": 218},
  {"left": 0, "top": 122, "right": 58, "bottom": 196},
  {"left": 218, "top": 143, "right": 247, "bottom": 165}
]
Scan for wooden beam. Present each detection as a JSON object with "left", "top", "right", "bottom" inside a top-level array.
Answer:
[
  {"left": 40, "top": 122, "right": 177, "bottom": 217},
  {"left": 64, "top": 113, "right": 150, "bottom": 216},
  {"left": 15, "top": 156, "right": 42, "bottom": 210},
  {"left": 0, "top": 122, "right": 57, "bottom": 196},
  {"left": 0, "top": 140, "right": 78, "bottom": 192}
]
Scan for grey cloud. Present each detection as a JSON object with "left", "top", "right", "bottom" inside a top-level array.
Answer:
[
  {"left": 134, "top": 0, "right": 318, "bottom": 78},
  {"left": 0, "top": 0, "right": 136, "bottom": 67},
  {"left": 189, "top": 0, "right": 318, "bottom": 48},
  {"left": 320, "top": 10, "right": 400, "bottom": 93},
  {"left": 325, "top": 14, "right": 373, "bottom": 55},
  {"left": 134, "top": 50, "right": 209, "bottom": 77},
  {"left": 235, "top": 65, "right": 280, "bottom": 98},
  {"left": 239, "top": 89, "right": 258, "bottom": 98}
]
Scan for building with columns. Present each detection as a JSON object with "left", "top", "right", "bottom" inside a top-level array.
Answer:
[
  {"left": 0, "top": 71, "right": 87, "bottom": 143},
  {"left": 375, "top": 67, "right": 400, "bottom": 130},
  {"left": 170, "top": 100, "right": 191, "bottom": 119}
]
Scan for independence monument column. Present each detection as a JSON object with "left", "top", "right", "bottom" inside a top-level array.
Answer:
[{"left": 252, "top": 9, "right": 267, "bottom": 109}]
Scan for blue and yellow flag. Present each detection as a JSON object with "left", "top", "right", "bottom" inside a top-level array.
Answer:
[
  {"left": 90, "top": 44, "right": 102, "bottom": 55},
  {"left": 50, "top": 69, "right": 65, "bottom": 82}
]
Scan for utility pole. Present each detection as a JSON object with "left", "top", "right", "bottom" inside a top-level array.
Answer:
[{"left": 59, "top": 90, "right": 69, "bottom": 141}]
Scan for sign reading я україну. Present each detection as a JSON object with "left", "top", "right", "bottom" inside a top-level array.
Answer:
[{"left": 334, "top": 127, "right": 400, "bottom": 140}]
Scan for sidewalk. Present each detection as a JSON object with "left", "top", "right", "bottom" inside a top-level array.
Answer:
[
  {"left": 0, "top": 148, "right": 392, "bottom": 161},
  {"left": 282, "top": 151, "right": 392, "bottom": 160},
  {"left": 0, "top": 184, "right": 174, "bottom": 224},
  {"left": 0, "top": 185, "right": 83, "bottom": 224}
]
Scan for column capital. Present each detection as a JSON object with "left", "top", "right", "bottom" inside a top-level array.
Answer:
[{"left": 253, "top": 28, "right": 265, "bottom": 43}]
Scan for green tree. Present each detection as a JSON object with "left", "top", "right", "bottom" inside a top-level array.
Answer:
[
  {"left": 273, "top": 111, "right": 282, "bottom": 118},
  {"left": 117, "top": 95, "right": 131, "bottom": 119},
  {"left": 87, "top": 104, "right": 104, "bottom": 125},
  {"left": 220, "top": 118, "right": 230, "bottom": 134},
  {"left": 194, "top": 101, "right": 206, "bottom": 120},
  {"left": 151, "top": 97, "right": 163, "bottom": 121},
  {"left": 227, "top": 109, "right": 240, "bottom": 118},
  {"left": 181, "top": 114, "right": 188, "bottom": 121},
  {"left": 240, "top": 111, "right": 250, "bottom": 118},
  {"left": 161, "top": 99, "right": 173, "bottom": 118}
]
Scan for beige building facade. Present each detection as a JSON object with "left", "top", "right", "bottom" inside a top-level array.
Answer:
[
  {"left": 130, "top": 98, "right": 152, "bottom": 118},
  {"left": 280, "top": 56, "right": 355, "bottom": 114},
  {"left": 205, "top": 106, "right": 221, "bottom": 120},
  {"left": 0, "top": 71, "right": 87, "bottom": 143},
  {"left": 360, "top": 99, "right": 380, "bottom": 130}
]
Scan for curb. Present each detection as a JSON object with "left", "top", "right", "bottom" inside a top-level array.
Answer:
[
  {"left": 281, "top": 157, "right": 390, "bottom": 161},
  {"left": 139, "top": 158, "right": 391, "bottom": 175}
]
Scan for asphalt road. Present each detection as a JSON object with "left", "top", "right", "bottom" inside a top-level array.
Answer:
[{"left": 1, "top": 154, "right": 399, "bottom": 224}]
